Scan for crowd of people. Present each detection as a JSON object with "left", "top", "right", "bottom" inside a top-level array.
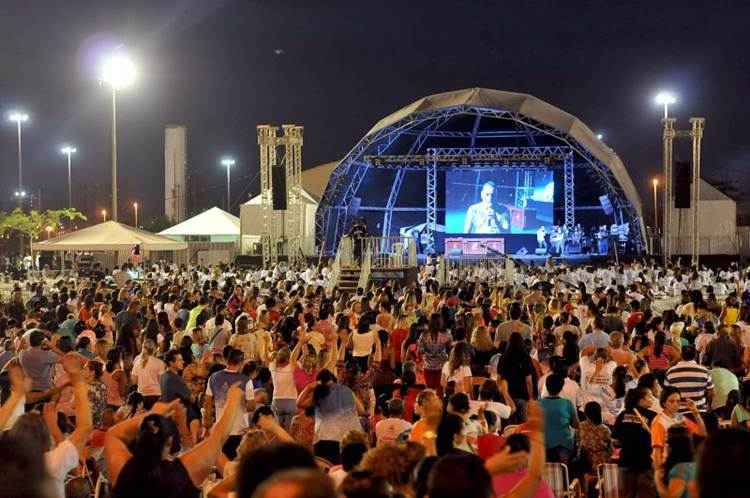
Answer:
[{"left": 0, "top": 257, "right": 749, "bottom": 498}]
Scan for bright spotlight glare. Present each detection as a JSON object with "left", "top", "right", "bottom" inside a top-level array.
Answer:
[
  {"left": 221, "top": 157, "right": 236, "bottom": 167},
  {"left": 61, "top": 146, "right": 77, "bottom": 155},
  {"left": 8, "top": 111, "right": 29, "bottom": 123},
  {"left": 596, "top": 133, "right": 604, "bottom": 140},
  {"left": 100, "top": 54, "right": 137, "bottom": 90},
  {"left": 654, "top": 91, "right": 677, "bottom": 106}
]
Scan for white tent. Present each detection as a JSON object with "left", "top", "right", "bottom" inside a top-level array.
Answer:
[
  {"left": 159, "top": 206, "right": 240, "bottom": 242},
  {"left": 34, "top": 221, "right": 187, "bottom": 252},
  {"left": 668, "top": 179, "right": 737, "bottom": 255}
]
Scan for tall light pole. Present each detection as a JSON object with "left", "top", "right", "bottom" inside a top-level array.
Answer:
[
  {"left": 101, "top": 209, "right": 107, "bottom": 222},
  {"left": 221, "top": 157, "right": 236, "bottom": 212},
  {"left": 60, "top": 146, "right": 77, "bottom": 208},
  {"left": 652, "top": 178, "right": 659, "bottom": 230},
  {"left": 133, "top": 202, "right": 139, "bottom": 227},
  {"left": 655, "top": 91, "right": 677, "bottom": 120},
  {"left": 8, "top": 111, "right": 29, "bottom": 192},
  {"left": 655, "top": 90, "right": 677, "bottom": 263},
  {"left": 100, "top": 53, "right": 137, "bottom": 223}
]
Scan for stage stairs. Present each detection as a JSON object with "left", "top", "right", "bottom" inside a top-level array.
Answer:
[{"left": 338, "top": 267, "right": 362, "bottom": 293}]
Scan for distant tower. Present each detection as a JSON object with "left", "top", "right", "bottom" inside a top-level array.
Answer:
[{"left": 164, "top": 125, "right": 187, "bottom": 222}]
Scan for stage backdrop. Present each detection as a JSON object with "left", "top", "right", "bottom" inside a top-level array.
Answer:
[{"left": 445, "top": 168, "right": 554, "bottom": 235}]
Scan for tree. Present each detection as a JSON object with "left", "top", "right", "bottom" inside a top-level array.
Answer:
[
  {"left": 140, "top": 215, "right": 173, "bottom": 234},
  {"left": 0, "top": 208, "right": 87, "bottom": 257}
]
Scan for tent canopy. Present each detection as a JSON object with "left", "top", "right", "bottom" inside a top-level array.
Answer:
[
  {"left": 159, "top": 207, "right": 240, "bottom": 237},
  {"left": 33, "top": 221, "right": 187, "bottom": 251}
]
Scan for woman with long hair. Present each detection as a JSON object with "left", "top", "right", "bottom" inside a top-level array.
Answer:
[
  {"left": 106, "top": 385, "right": 244, "bottom": 498},
  {"left": 441, "top": 341, "right": 472, "bottom": 394},
  {"left": 655, "top": 426, "right": 696, "bottom": 498},
  {"left": 418, "top": 314, "right": 451, "bottom": 393},
  {"left": 131, "top": 339, "right": 166, "bottom": 410},
  {"left": 103, "top": 348, "right": 129, "bottom": 411},
  {"left": 640, "top": 331, "right": 678, "bottom": 373},
  {"left": 498, "top": 332, "right": 535, "bottom": 422}
]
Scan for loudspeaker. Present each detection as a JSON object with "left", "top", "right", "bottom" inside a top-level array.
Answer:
[
  {"left": 598, "top": 195, "right": 614, "bottom": 216},
  {"left": 674, "top": 161, "right": 691, "bottom": 209},
  {"left": 350, "top": 197, "right": 361, "bottom": 217},
  {"left": 272, "top": 167, "right": 287, "bottom": 210}
]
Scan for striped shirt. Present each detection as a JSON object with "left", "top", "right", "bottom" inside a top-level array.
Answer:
[{"left": 665, "top": 360, "right": 714, "bottom": 410}]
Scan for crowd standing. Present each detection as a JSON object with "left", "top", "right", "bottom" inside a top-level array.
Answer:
[{"left": 0, "top": 257, "right": 749, "bottom": 498}]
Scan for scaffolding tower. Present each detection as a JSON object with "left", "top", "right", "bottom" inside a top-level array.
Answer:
[{"left": 256, "top": 124, "right": 305, "bottom": 268}]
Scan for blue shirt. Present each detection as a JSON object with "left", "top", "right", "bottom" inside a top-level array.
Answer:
[
  {"left": 578, "top": 330, "right": 610, "bottom": 351},
  {"left": 539, "top": 396, "right": 577, "bottom": 450},
  {"left": 668, "top": 462, "right": 695, "bottom": 498}
]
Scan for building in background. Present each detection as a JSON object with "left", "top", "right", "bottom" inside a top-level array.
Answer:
[{"left": 164, "top": 125, "right": 187, "bottom": 222}]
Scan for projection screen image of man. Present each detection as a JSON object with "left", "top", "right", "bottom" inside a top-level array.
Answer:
[{"left": 463, "top": 181, "right": 511, "bottom": 234}]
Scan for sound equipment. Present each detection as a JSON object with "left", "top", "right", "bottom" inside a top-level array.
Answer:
[
  {"left": 674, "top": 160, "right": 691, "bottom": 209},
  {"left": 272, "top": 167, "right": 287, "bottom": 210},
  {"left": 598, "top": 195, "right": 613, "bottom": 216}
]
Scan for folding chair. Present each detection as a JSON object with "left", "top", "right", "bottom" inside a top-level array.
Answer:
[
  {"left": 596, "top": 463, "right": 621, "bottom": 498},
  {"left": 94, "top": 474, "right": 110, "bottom": 498},
  {"left": 543, "top": 462, "right": 581, "bottom": 498}
]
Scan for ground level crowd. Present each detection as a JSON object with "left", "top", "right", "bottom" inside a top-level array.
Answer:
[{"left": 0, "top": 258, "right": 749, "bottom": 498}]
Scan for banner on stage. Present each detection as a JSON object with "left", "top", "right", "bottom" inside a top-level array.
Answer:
[{"left": 445, "top": 237, "right": 505, "bottom": 256}]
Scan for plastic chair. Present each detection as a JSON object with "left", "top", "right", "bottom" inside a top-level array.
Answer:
[
  {"left": 596, "top": 463, "right": 621, "bottom": 498},
  {"left": 543, "top": 462, "right": 581, "bottom": 498}
]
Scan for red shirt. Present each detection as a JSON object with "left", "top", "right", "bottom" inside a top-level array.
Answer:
[
  {"left": 477, "top": 433, "right": 506, "bottom": 460},
  {"left": 391, "top": 328, "right": 408, "bottom": 363}
]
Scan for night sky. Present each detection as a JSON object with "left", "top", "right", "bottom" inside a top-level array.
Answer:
[{"left": 1, "top": 1, "right": 748, "bottom": 224}]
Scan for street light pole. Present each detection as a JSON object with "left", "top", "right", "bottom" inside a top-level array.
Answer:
[
  {"left": 652, "top": 178, "right": 659, "bottom": 230},
  {"left": 61, "top": 146, "right": 76, "bottom": 208},
  {"left": 133, "top": 202, "right": 139, "bottom": 227},
  {"left": 101, "top": 52, "right": 136, "bottom": 223},
  {"left": 8, "top": 111, "right": 29, "bottom": 195},
  {"left": 111, "top": 87, "right": 118, "bottom": 222},
  {"left": 221, "top": 157, "right": 236, "bottom": 212}
]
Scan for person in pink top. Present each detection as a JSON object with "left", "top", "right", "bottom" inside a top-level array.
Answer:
[{"left": 492, "top": 433, "right": 555, "bottom": 498}]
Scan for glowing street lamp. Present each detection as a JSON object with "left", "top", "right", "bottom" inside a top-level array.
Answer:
[
  {"left": 8, "top": 110, "right": 29, "bottom": 191},
  {"left": 101, "top": 209, "right": 107, "bottom": 222},
  {"left": 596, "top": 132, "right": 604, "bottom": 141},
  {"left": 221, "top": 157, "right": 236, "bottom": 212},
  {"left": 45, "top": 226, "right": 53, "bottom": 240},
  {"left": 133, "top": 202, "right": 139, "bottom": 227},
  {"left": 60, "top": 146, "right": 77, "bottom": 208},
  {"left": 654, "top": 91, "right": 677, "bottom": 119},
  {"left": 100, "top": 52, "right": 137, "bottom": 222}
]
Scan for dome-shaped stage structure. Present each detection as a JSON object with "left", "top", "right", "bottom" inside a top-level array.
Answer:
[{"left": 317, "top": 88, "right": 644, "bottom": 259}]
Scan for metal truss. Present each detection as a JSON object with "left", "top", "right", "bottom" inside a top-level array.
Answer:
[
  {"left": 257, "top": 125, "right": 278, "bottom": 267},
  {"left": 425, "top": 158, "right": 437, "bottom": 254},
  {"left": 563, "top": 152, "right": 575, "bottom": 231},
  {"left": 316, "top": 104, "right": 645, "bottom": 255},
  {"left": 282, "top": 125, "right": 304, "bottom": 267}
]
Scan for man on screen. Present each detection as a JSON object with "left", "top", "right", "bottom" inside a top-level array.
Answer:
[{"left": 463, "top": 181, "right": 510, "bottom": 234}]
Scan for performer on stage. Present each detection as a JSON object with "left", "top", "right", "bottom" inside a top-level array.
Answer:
[
  {"left": 463, "top": 181, "right": 510, "bottom": 234},
  {"left": 551, "top": 225, "right": 564, "bottom": 255},
  {"left": 537, "top": 225, "right": 548, "bottom": 251},
  {"left": 348, "top": 218, "right": 368, "bottom": 265}
]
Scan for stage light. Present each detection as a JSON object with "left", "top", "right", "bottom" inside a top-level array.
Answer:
[
  {"left": 100, "top": 53, "right": 137, "bottom": 90},
  {"left": 655, "top": 91, "right": 677, "bottom": 119}
]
